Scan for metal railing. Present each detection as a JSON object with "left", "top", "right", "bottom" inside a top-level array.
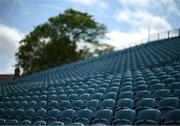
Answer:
[
  {"left": 148, "top": 28, "right": 180, "bottom": 42},
  {"left": 119, "top": 28, "right": 180, "bottom": 50}
]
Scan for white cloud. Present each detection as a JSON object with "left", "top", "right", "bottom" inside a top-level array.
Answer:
[
  {"left": 119, "top": 0, "right": 150, "bottom": 8},
  {"left": 69, "top": 0, "right": 97, "bottom": 6},
  {"left": 68, "top": 0, "right": 108, "bottom": 9},
  {"left": 0, "top": 57, "right": 16, "bottom": 74},
  {"left": 99, "top": 1, "right": 108, "bottom": 9},
  {"left": 157, "top": 0, "right": 180, "bottom": 17},
  {"left": 111, "top": 7, "right": 172, "bottom": 50},
  {"left": 104, "top": 28, "right": 152, "bottom": 50},
  {"left": 111, "top": 0, "right": 175, "bottom": 50},
  {"left": 0, "top": 24, "right": 24, "bottom": 74},
  {"left": 116, "top": 9, "right": 172, "bottom": 31},
  {"left": 118, "top": 0, "right": 180, "bottom": 22},
  {"left": 35, "top": 3, "right": 64, "bottom": 10}
]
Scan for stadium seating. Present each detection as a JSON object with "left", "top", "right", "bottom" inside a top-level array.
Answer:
[
  {"left": 112, "top": 108, "right": 135, "bottom": 125},
  {"left": 0, "top": 35, "right": 180, "bottom": 125},
  {"left": 165, "top": 109, "right": 180, "bottom": 125},
  {"left": 135, "top": 109, "right": 161, "bottom": 125}
]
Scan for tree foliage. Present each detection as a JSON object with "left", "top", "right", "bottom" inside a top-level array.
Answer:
[{"left": 16, "top": 8, "right": 114, "bottom": 74}]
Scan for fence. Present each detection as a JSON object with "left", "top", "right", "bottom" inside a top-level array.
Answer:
[
  {"left": 148, "top": 28, "right": 180, "bottom": 42},
  {"left": 121, "top": 28, "right": 180, "bottom": 50}
]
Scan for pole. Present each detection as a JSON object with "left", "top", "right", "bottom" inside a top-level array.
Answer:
[
  {"left": 148, "top": 26, "right": 150, "bottom": 42},
  {"left": 168, "top": 31, "right": 170, "bottom": 39}
]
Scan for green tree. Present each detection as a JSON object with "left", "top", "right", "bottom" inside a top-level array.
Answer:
[
  {"left": 94, "top": 43, "right": 115, "bottom": 56},
  {"left": 16, "top": 8, "right": 111, "bottom": 74},
  {"left": 78, "top": 42, "right": 115, "bottom": 59}
]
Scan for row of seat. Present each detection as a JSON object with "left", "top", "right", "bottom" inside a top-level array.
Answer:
[
  {"left": 0, "top": 108, "right": 179, "bottom": 125},
  {"left": 1, "top": 75, "right": 180, "bottom": 99},
  {"left": 1, "top": 85, "right": 180, "bottom": 103}
]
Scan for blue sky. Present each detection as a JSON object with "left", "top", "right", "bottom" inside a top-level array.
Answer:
[{"left": 0, "top": 0, "right": 180, "bottom": 74}]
